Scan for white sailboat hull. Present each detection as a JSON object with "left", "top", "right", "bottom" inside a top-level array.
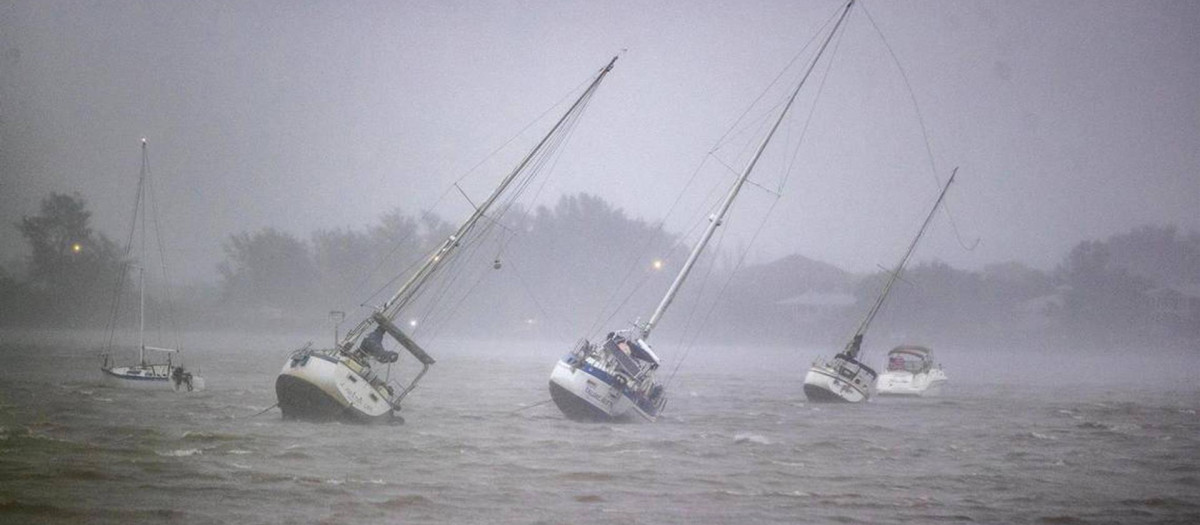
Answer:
[
  {"left": 548, "top": 359, "right": 634, "bottom": 421},
  {"left": 802, "top": 356, "right": 875, "bottom": 403},
  {"left": 876, "top": 369, "right": 947, "bottom": 397},
  {"left": 101, "top": 365, "right": 205, "bottom": 392},
  {"left": 275, "top": 352, "right": 397, "bottom": 424}
]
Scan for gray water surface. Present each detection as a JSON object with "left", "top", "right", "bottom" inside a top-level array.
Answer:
[{"left": 1, "top": 333, "right": 1197, "bottom": 524}]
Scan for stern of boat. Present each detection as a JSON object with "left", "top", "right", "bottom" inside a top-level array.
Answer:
[
  {"left": 802, "top": 355, "right": 876, "bottom": 403},
  {"left": 276, "top": 350, "right": 396, "bottom": 424},
  {"left": 548, "top": 357, "right": 627, "bottom": 422}
]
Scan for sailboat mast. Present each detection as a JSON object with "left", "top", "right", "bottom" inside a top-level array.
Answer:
[
  {"left": 642, "top": 0, "right": 855, "bottom": 339},
  {"left": 850, "top": 168, "right": 957, "bottom": 342},
  {"left": 138, "top": 139, "right": 148, "bottom": 365},
  {"left": 344, "top": 55, "right": 620, "bottom": 345}
]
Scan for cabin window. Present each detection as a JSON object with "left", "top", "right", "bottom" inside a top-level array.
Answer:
[
  {"left": 369, "top": 393, "right": 378, "bottom": 402},
  {"left": 347, "top": 375, "right": 358, "bottom": 383}
]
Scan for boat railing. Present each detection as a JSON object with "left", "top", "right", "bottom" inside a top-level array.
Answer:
[
  {"left": 571, "top": 338, "right": 591, "bottom": 359},
  {"left": 388, "top": 364, "right": 431, "bottom": 407},
  {"left": 369, "top": 313, "right": 436, "bottom": 408},
  {"left": 287, "top": 342, "right": 315, "bottom": 360}
]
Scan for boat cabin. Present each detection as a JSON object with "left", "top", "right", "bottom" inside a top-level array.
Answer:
[{"left": 885, "top": 345, "right": 934, "bottom": 374}]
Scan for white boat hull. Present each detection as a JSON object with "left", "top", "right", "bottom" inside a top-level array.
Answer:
[
  {"left": 548, "top": 358, "right": 634, "bottom": 422},
  {"left": 876, "top": 369, "right": 947, "bottom": 397},
  {"left": 101, "top": 365, "right": 205, "bottom": 392},
  {"left": 802, "top": 356, "right": 875, "bottom": 403},
  {"left": 275, "top": 352, "right": 397, "bottom": 424}
]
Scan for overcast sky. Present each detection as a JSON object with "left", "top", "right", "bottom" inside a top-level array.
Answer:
[{"left": 2, "top": 0, "right": 1198, "bottom": 283}]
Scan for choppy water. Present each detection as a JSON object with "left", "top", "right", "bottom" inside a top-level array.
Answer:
[{"left": 1, "top": 331, "right": 1198, "bottom": 524}]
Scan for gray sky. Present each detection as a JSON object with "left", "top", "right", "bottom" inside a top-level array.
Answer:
[{"left": 3, "top": 0, "right": 1198, "bottom": 283}]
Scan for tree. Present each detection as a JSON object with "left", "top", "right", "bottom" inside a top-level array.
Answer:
[
  {"left": 1057, "top": 239, "right": 1152, "bottom": 339},
  {"left": 217, "top": 228, "right": 318, "bottom": 310},
  {"left": 16, "top": 192, "right": 125, "bottom": 317},
  {"left": 1105, "top": 225, "right": 1200, "bottom": 288}
]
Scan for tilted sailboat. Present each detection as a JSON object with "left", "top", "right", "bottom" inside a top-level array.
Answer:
[
  {"left": 802, "top": 168, "right": 956, "bottom": 403},
  {"left": 101, "top": 139, "right": 204, "bottom": 392},
  {"left": 275, "top": 56, "right": 619, "bottom": 423},
  {"left": 548, "top": 1, "right": 858, "bottom": 423}
]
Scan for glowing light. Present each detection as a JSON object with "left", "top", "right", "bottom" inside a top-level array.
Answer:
[
  {"left": 652, "top": 259, "right": 663, "bottom": 270},
  {"left": 409, "top": 319, "right": 418, "bottom": 328},
  {"left": 71, "top": 243, "right": 82, "bottom": 253}
]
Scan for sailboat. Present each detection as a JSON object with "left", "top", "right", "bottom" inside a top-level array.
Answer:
[
  {"left": 548, "top": 1, "right": 859, "bottom": 423},
  {"left": 101, "top": 139, "right": 204, "bottom": 392},
  {"left": 802, "top": 168, "right": 956, "bottom": 403},
  {"left": 275, "top": 56, "right": 620, "bottom": 423}
]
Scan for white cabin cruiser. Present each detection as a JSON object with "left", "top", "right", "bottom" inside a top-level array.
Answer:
[
  {"left": 276, "top": 56, "right": 620, "bottom": 424},
  {"left": 875, "top": 345, "right": 946, "bottom": 397},
  {"left": 100, "top": 139, "right": 204, "bottom": 392}
]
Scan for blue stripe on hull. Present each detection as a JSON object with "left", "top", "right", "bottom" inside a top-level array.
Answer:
[
  {"left": 561, "top": 356, "right": 617, "bottom": 387},
  {"left": 554, "top": 356, "right": 662, "bottom": 421},
  {"left": 101, "top": 368, "right": 169, "bottom": 382}
]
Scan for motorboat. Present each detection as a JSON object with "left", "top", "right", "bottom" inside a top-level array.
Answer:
[{"left": 875, "top": 345, "right": 946, "bottom": 397}]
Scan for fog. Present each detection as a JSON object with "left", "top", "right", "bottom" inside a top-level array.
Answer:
[
  {"left": 4, "top": 0, "right": 1198, "bottom": 284},
  {"left": 2, "top": 1, "right": 1198, "bottom": 384}
]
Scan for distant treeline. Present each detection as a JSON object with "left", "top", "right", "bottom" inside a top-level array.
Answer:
[{"left": 4, "top": 191, "right": 1199, "bottom": 351}]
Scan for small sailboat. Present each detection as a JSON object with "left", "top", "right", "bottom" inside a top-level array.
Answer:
[
  {"left": 275, "top": 56, "right": 620, "bottom": 423},
  {"left": 548, "top": 1, "right": 859, "bottom": 422},
  {"left": 875, "top": 345, "right": 947, "bottom": 397},
  {"left": 802, "top": 169, "right": 956, "bottom": 403},
  {"left": 101, "top": 139, "right": 204, "bottom": 392}
]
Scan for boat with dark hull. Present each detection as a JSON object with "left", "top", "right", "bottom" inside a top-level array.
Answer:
[
  {"left": 277, "top": 314, "right": 434, "bottom": 423},
  {"left": 275, "top": 56, "right": 620, "bottom": 423}
]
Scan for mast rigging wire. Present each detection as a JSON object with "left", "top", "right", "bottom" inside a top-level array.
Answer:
[
  {"left": 354, "top": 58, "right": 612, "bottom": 348},
  {"left": 103, "top": 155, "right": 146, "bottom": 355},
  {"left": 662, "top": 1, "right": 853, "bottom": 383},
  {"left": 146, "top": 155, "right": 183, "bottom": 353},
  {"left": 351, "top": 69, "right": 602, "bottom": 312},
  {"left": 859, "top": 1, "right": 978, "bottom": 252}
]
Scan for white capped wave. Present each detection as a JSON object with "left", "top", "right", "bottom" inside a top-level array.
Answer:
[{"left": 157, "top": 448, "right": 202, "bottom": 457}]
